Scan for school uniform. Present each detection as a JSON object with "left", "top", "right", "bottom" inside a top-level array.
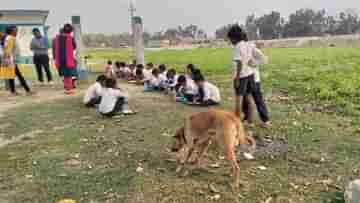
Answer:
[
  {"left": 164, "top": 75, "right": 178, "bottom": 91},
  {"left": 177, "top": 79, "right": 199, "bottom": 102},
  {"left": 243, "top": 47, "right": 270, "bottom": 122},
  {"left": 159, "top": 72, "right": 167, "bottom": 89},
  {"left": 197, "top": 81, "right": 221, "bottom": 106},
  {"left": 232, "top": 41, "right": 256, "bottom": 96},
  {"left": 83, "top": 82, "right": 103, "bottom": 107},
  {"left": 146, "top": 75, "right": 164, "bottom": 91},
  {"left": 99, "top": 88, "right": 130, "bottom": 117}
]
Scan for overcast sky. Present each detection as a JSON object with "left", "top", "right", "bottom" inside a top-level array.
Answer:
[{"left": 2, "top": 0, "right": 360, "bottom": 36}]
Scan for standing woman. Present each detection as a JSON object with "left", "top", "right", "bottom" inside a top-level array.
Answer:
[
  {"left": 1, "top": 25, "right": 33, "bottom": 95},
  {"left": 53, "top": 24, "right": 77, "bottom": 94}
]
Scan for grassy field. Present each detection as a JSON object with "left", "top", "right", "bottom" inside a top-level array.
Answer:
[{"left": 0, "top": 47, "right": 359, "bottom": 203}]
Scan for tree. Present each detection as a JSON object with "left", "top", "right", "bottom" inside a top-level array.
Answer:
[
  {"left": 215, "top": 24, "right": 233, "bottom": 39},
  {"left": 255, "top": 11, "right": 283, "bottom": 40},
  {"left": 245, "top": 15, "right": 258, "bottom": 40}
]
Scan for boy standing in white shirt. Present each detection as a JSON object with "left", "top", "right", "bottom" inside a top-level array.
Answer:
[
  {"left": 243, "top": 44, "right": 271, "bottom": 128},
  {"left": 227, "top": 24, "right": 256, "bottom": 124}
]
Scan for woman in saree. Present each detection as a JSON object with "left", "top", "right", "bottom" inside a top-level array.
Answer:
[{"left": 53, "top": 24, "right": 77, "bottom": 94}]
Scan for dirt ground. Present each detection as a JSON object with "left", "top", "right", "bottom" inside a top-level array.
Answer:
[{"left": 0, "top": 78, "right": 357, "bottom": 203}]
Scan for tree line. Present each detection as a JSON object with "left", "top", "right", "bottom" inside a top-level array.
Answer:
[
  {"left": 216, "top": 8, "right": 360, "bottom": 40},
  {"left": 83, "top": 8, "right": 360, "bottom": 47}
]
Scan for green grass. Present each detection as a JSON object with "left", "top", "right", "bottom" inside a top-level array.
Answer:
[
  {"left": 87, "top": 47, "right": 360, "bottom": 116},
  {"left": 0, "top": 47, "right": 359, "bottom": 202}
]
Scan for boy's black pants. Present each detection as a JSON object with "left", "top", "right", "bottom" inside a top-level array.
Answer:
[{"left": 243, "top": 82, "right": 269, "bottom": 122}]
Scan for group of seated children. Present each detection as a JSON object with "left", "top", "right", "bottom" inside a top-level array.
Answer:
[
  {"left": 99, "top": 60, "right": 221, "bottom": 107},
  {"left": 83, "top": 74, "right": 134, "bottom": 117},
  {"left": 174, "top": 64, "right": 221, "bottom": 106},
  {"left": 112, "top": 61, "right": 221, "bottom": 106}
]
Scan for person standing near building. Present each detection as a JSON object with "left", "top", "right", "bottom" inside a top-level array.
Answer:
[
  {"left": 30, "top": 28, "right": 53, "bottom": 85},
  {"left": 53, "top": 24, "right": 77, "bottom": 94},
  {"left": 1, "top": 25, "right": 33, "bottom": 95}
]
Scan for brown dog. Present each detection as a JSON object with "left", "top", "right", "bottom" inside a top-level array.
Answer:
[{"left": 171, "top": 108, "right": 256, "bottom": 188}]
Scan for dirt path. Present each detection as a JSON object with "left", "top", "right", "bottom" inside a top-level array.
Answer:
[
  {"left": 0, "top": 81, "right": 149, "bottom": 114},
  {"left": 0, "top": 81, "right": 168, "bottom": 148}
]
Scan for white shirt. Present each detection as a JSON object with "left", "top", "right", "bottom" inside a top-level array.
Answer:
[
  {"left": 250, "top": 47, "right": 268, "bottom": 83},
  {"left": 99, "top": 88, "right": 128, "bottom": 114},
  {"left": 185, "top": 80, "right": 198, "bottom": 95},
  {"left": 159, "top": 72, "right": 167, "bottom": 86},
  {"left": 233, "top": 41, "right": 256, "bottom": 79},
  {"left": 165, "top": 75, "right": 178, "bottom": 88},
  {"left": 143, "top": 69, "right": 152, "bottom": 81},
  {"left": 203, "top": 82, "right": 221, "bottom": 103},
  {"left": 150, "top": 75, "right": 163, "bottom": 87},
  {"left": 83, "top": 82, "right": 103, "bottom": 104}
]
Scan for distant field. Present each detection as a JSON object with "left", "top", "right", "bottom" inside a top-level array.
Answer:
[{"left": 87, "top": 47, "right": 360, "bottom": 116}]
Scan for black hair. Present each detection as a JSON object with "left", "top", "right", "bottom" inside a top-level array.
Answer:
[
  {"left": 193, "top": 73, "right": 205, "bottom": 83},
  {"left": 152, "top": 68, "right": 160, "bottom": 76},
  {"left": 115, "top": 61, "right": 121, "bottom": 68},
  {"left": 105, "top": 78, "right": 117, "bottom": 88},
  {"left": 159, "top": 64, "right": 167, "bottom": 73},
  {"left": 186, "top": 64, "right": 196, "bottom": 74},
  {"left": 6, "top": 25, "right": 17, "bottom": 35},
  {"left": 63, "top": 24, "right": 73, "bottom": 34},
  {"left": 32, "top": 28, "right": 40, "bottom": 33},
  {"left": 120, "top": 62, "right": 126, "bottom": 67},
  {"left": 136, "top": 64, "right": 144, "bottom": 69},
  {"left": 136, "top": 68, "right": 144, "bottom": 80},
  {"left": 107, "top": 60, "right": 113, "bottom": 65},
  {"left": 146, "top": 62, "right": 154, "bottom": 68},
  {"left": 96, "top": 75, "right": 107, "bottom": 83},
  {"left": 227, "top": 24, "right": 248, "bottom": 43},
  {"left": 166, "top": 69, "right": 176, "bottom": 78},
  {"left": 177, "top": 75, "right": 186, "bottom": 84},
  {"left": 192, "top": 69, "right": 202, "bottom": 79}
]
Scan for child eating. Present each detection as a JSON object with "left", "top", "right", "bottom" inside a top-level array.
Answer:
[
  {"left": 99, "top": 78, "right": 133, "bottom": 117},
  {"left": 83, "top": 75, "right": 107, "bottom": 107},
  {"left": 193, "top": 73, "right": 221, "bottom": 106},
  {"left": 175, "top": 75, "right": 199, "bottom": 103}
]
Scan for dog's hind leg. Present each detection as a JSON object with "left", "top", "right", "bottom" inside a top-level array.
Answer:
[
  {"left": 227, "top": 149, "right": 240, "bottom": 189},
  {"left": 193, "top": 139, "right": 212, "bottom": 167}
]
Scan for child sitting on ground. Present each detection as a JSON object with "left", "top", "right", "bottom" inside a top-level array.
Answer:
[
  {"left": 143, "top": 63, "right": 154, "bottom": 83},
  {"left": 115, "top": 61, "right": 127, "bottom": 79},
  {"left": 83, "top": 75, "right": 107, "bottom": 107},
  {"left": 164, "top": 69, "right": 178, "bottom": 92},
  {"left": 145, "top": 68, "right": 165, "bottom": 91},
  {"left": 135, "top": 64, "right": 145, "bottom": 84},
  {"left": 175, "top": 75, "right": 199, "bottom": 103},
  {"left": 158, "top": 64, "right": 167, "bottom": 81},
  {"left": 105, "top": 60, "right": 115, "bottom": 78},
  {"left": 127, "top": 64, "right": 137, "bottom": 81},
  {"left": 193, "top": 73, "right": 221, "bottom": 106},
  {"left": 99, "top": 78, "right": 133, "bottom": 117}
]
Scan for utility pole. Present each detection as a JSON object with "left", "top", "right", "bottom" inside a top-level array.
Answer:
[{"left": 129, "top": 1, "right": 136, "bottom": 42}]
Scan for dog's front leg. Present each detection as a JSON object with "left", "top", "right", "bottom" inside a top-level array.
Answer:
[{"left": 177, "top": 146, "right": 195, "bottom": 175}]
